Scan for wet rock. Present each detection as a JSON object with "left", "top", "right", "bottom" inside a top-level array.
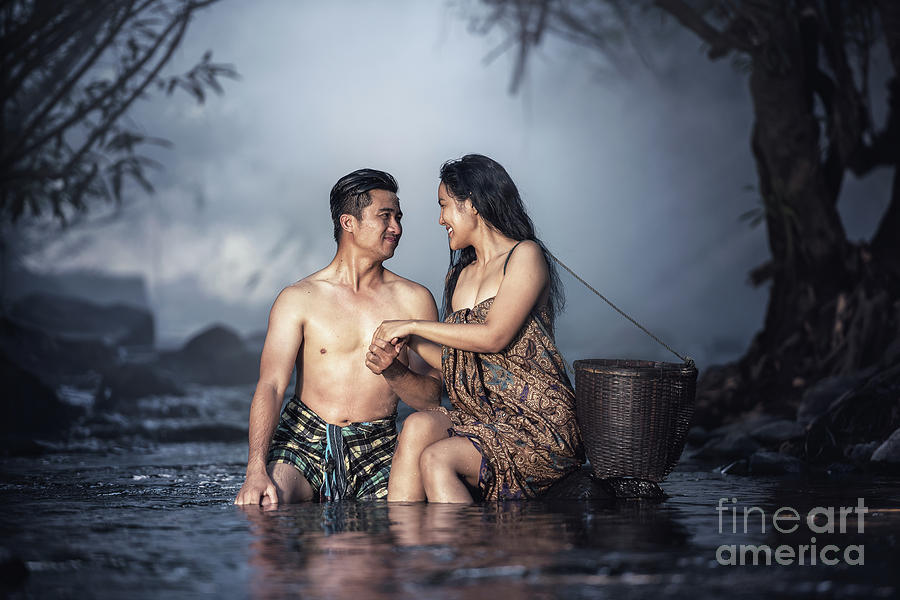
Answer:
[
  {"left": 686, "top": 426, "right": 709, "bottom": 445},
  {"left": 0, "top": 317, "right": 116, "bottom": 387},
  {"left": 82, "top": 418, "right": 244, "bottom": 443},
  {"left": 540, "top": 467, "right": 614, "bottom": 501},
  {"left": 6, "top": 265, "right": 150, "bottom": 308},
  {"left": 539, "top": 469, "right": 667, "bottom": 501},
  {"left": 10, "top": 292, "right": 153, "bottom": 346},
  {"left": 708, "top": 414, "right": 780, "bottom": 438},
  {"left": 748, "top": 450, "right": 807, "bottom": 475},
  {"left": 825, "top": 462, "right": 862, "bottom": 475},
  {"left": 1, "top": 353, "right": 84, "bottom": 455},
  {"left": 0, "top": 437, "right": 49, "bottom": 456},
  {"left": 157, "top": 324, "right": 258, "bottom": 385},
  {"left": 1, "top": 352, "right": 83, "bottom": 438},
  {"left": 845, "top": 441, "right": 880, "bottom": 462},
  {"left": 796, "top": 371, "right": 873, "bottom": 424},
  {"left": 597, "top": 477, "right": 666, "bottom": 500},
  {"left": 183, "top": 324, "right": 247, "bottom": 358},
  {"left": 749, "top": 419, "right": 806, "bottom": 445},
  {"left": 871, "top": 427, "right": 900, "bottom": 465},
  {"left": 152, "top": 423, "right": 247, "bottom": 443},
  {"left": 717, "top": 458, "right": 749, "bottom": 475},
  {"left": 692, "top": 432, "right": 760, "bottom": 460},
  {"left": 804, "top": 364, "right": 900, "bottom": 463},
  {"left": 778, "top": 439, "right": 805, "bottom": 458},
  {"left": 0, "top": 547, "right": 28, "bottom": 591},
  {"left": 95, "top": 363, "right": 183, "bottom": 412}
]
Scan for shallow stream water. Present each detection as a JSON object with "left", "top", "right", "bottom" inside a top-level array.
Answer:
[{"left": 2, "top": 386, "right": 898, "bottom": 599}]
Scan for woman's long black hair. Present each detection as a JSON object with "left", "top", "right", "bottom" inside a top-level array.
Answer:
[{"left": 440, "top": 154, "right": 564, "bottom": 322}]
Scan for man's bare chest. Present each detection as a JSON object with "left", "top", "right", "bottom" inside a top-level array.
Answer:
[{"left": 302, "top": 294, "right": 411, "bottom": 355}]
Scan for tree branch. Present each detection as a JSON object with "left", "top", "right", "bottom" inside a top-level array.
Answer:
[
  {"left": 9, "top": 1, "right": 183, "bottom": 164},
  {"left": 60, "top": 10, "right": 191, "bottom": 179},
  {"left": 0, "top": 0, "right": 84, "bottom": 73},
  {"left": 654, "top": 0, "right": 751, "bottom": 58},
  {"left": 1, "top": 5, "right": 98, "bottom": 107},
  {"left": 5, "top": 2, "right": 144, "bottom": 158}
]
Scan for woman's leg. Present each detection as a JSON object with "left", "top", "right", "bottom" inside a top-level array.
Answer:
[
  {"left": 387, "top": 410, "right": 453, "bottom": 501},
  {"left": 419, "top": 436, "right": 483, "bottom": 503}
]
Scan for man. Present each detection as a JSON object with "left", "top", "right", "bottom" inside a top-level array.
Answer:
[{"left": 234, "top": 168, "right": 441, "bottom": 505}]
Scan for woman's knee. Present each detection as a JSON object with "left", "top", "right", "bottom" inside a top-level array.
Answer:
[
  {"left": 399, "top": 411, "right": 449, "bottom": 448},
  {"left": 419, "top": 442, "right": 450, "bottom": 475}
]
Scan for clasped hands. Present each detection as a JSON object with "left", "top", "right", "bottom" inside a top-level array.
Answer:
[{"left": 365, "top": 320, "right": 415, "bottom": 376}]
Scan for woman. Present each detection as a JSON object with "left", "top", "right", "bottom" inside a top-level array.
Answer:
[{"left": 373, "top": 154, "right": 584, "bottom": 502}]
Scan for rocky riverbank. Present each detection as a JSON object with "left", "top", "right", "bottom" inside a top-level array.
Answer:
[
  {"left": 1, "top": 292, "right": 260, "bottom": 455},
  {"left": 688, "top": 361, "right": 900, "bottom": 475}
]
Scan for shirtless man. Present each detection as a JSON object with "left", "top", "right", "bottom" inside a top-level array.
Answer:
[{"left": 234, "top": 169, "right": 441, "bottom": 505}]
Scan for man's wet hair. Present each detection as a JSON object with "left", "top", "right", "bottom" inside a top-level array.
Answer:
[{"left": 329, "top": 168, "right": 398, "bottom": 243}]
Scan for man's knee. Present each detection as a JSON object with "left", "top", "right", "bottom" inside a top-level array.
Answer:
[{"left": 267, "top": 461, "right": 314, "bottom": 503}]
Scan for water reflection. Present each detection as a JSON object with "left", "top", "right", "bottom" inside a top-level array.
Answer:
[
  {"left": 238, "top": 499, "right": 693, "bottom": 599},
  {"left": 3, "top": 448, "right": 899, "bottom": 598}
]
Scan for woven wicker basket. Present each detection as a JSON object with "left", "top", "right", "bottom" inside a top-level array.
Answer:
[{"left": 574, "top": 359, "right": 697, "bottom": 482}]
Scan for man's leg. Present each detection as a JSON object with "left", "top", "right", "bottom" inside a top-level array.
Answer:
[
  {"left": 388, "top": 411, "right": 453, "bottom": 502},
  {"left": 419, "top": 437, "right": 483, "bottom": 503},
  {"left": 265, "top": 461, "right": 315, "bottom": 504}
]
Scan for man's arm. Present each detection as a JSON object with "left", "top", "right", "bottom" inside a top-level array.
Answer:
[
  {"left": 367, "top": 339, "right": 441, "bottom": 410},
  {"left": 234, "top": 286, "right": 304, "bottom": 506}
]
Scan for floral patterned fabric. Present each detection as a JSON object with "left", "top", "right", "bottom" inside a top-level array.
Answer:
[{"left": 437, "top": 297, "right": 585, "bottom": 500}]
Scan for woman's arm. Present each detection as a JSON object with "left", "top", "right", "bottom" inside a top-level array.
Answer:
[
  {"left": 375, "top": 241, "right": 549, "bottom": 354},
  {"left": 367, "top": 283, "right": 443, "bottom": 409},
  {"left": 408, "top": 335, "right": 443, "bottom": 370}
]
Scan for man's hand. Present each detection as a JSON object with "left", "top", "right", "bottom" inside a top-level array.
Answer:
[
  {"left": 366, "top": 338, "right": 405, "bottom": 375},
  {"left": 234, "top": 470, "right": 278, "bottom": 506}
]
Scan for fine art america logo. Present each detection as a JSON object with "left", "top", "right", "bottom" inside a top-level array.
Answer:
[{"left": 715, "top": 497, "right": 867, "bottom": 566}]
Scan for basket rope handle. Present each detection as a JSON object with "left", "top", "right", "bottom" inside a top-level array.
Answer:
[{"left": 548, "top": 251, "right": 694, "bottom": 367}]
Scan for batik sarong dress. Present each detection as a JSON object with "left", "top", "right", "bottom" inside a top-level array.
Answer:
[{"left": 435, "top": 297, "right": 585, "bottom": 500}]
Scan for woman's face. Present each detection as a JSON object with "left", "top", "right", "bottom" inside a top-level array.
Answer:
[{"left": 438, "top": 182, "right": 478, "bottom": 250}]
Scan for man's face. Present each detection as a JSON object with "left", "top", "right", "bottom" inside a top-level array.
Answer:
[{"left": 355, "top": 189, "right": 402, "bottom": 258}]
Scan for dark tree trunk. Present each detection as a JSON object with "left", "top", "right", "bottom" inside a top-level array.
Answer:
[
  {"left": 743, "top": 8, "right": 848, "bottom": 396},
  {"left": 871, "top": 0, "right": 900, "bottom": 269},
  {"left": 871, "top": 167, "right": 900, "bottom": 266},
  {"left": 693, "top": 1, "right": 900, "bottom": 425}
]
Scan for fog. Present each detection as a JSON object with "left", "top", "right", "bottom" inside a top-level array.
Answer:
[{"left": 21, "top": 0, "right": 892, "bottom": 368}]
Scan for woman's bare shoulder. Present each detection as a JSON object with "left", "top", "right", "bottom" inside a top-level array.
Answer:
[{"left": 507, "top": 239, "right": 547, "bottom": 269}]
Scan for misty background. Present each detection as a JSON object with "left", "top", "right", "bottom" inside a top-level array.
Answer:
[{"left": 10, "top": 0, "right": 892, "bottom": 369}]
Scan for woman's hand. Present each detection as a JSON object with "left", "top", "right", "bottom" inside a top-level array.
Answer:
[{"left": 373, "top": 320, "right": 415, "bottom": 346}]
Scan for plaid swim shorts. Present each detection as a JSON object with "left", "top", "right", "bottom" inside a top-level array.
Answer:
[{"left": 267, "top": 395, "right": 397, "bottom": 501}]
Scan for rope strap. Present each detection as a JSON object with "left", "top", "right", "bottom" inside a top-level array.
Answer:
[{"left": 548, "top": 252, "right": 693, "bottom": 366}]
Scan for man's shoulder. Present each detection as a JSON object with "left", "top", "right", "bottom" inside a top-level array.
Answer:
[
  {"left": 383, "top": 270, "right": 434, "bottom": 300},
  {"left": 382, "top": 270, "right": 438, "bottom": 319},
  {"left": 274, "top": 272, "right": 331, "bottom": 308}
]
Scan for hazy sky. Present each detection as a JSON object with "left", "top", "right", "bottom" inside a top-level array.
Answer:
[{"left": 28, "top": 0, "right": 893, "bottom": 368}]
